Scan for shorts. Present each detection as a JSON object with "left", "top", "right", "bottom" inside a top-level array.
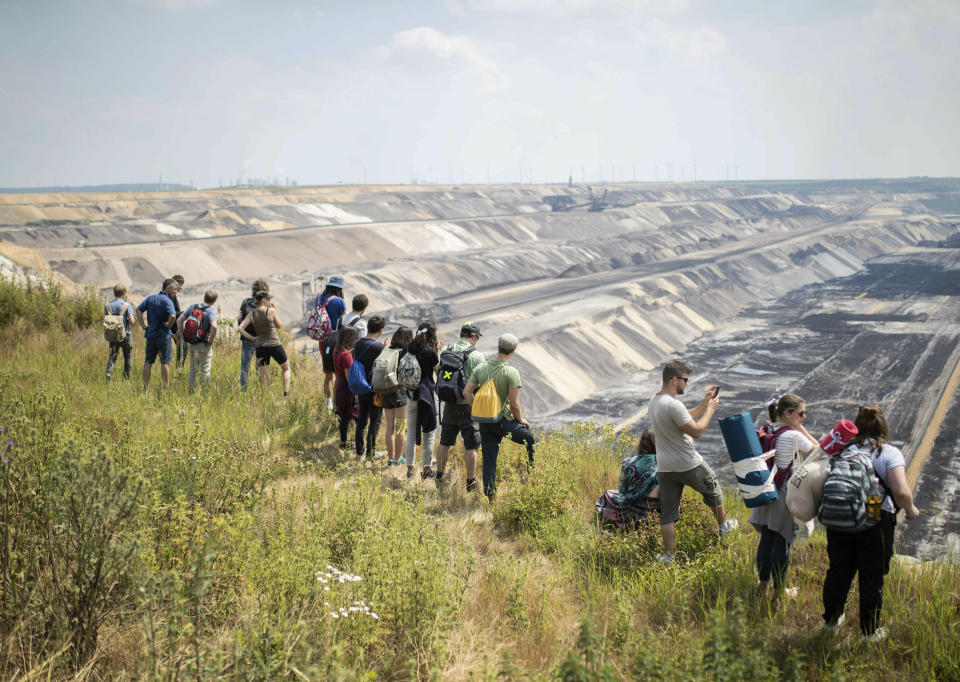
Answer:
[
  {"left": 144, "top": 334, "right": 173, "bottom": 365},
  {"left": 256, "top": 344, "right": 288, "bottom": 366},
  {"left": 657, "top": 461, "right": 723, "bottom": 526},
  {"left": 439, "top": 402, "right": 481, "bottom": 450},
  {"left": 379, "top": 389, "right": 408, "bottom": 409}
]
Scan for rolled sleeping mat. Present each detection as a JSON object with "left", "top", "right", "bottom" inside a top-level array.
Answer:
[{"left": 719, "top": 411, "right": 763, "bottom": 462}]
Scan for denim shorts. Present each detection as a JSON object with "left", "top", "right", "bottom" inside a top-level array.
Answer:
[{"left": 144, "top": 334, "right": 173, "bottom": 365}]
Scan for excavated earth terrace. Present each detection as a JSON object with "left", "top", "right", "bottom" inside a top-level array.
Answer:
[{"left": 2, "top": 178, "right": 959, "bottom": 559}]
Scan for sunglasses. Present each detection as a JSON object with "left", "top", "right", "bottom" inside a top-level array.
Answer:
[
  {"left": 793, "top": 410, "right": 807, "bottom": 417},
  {"left": 673, "top": 376, "right": 689, "bottom": 383}
]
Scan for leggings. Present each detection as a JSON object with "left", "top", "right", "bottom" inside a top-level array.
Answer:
[{"left": 756, "top": 526, "right": 790, "bottom": 591}]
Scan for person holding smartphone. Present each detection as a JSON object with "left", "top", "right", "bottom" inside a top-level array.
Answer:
[{"left": 648, "top": 360, "right": 737, "bottom": 565}]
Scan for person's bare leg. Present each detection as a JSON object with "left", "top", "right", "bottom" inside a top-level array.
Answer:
[
  {"left": 661, "top": 522, "right": 676, "bottom": 556},
  {"left": 464, "top": 449, "right": 477, "bottom": 480},
  {"left": 384, "top": 410, "right": 396, "bottom": 461},
  {"left": 711, "top": 503, "right": 727, "bottom": 526},
  {"left": 323, "top": 374, "right": 333, "bottom": 399},
  {"left": 142, "top": 363, "right": 151, "bottom": 389},
  {"left": 160, "top": 363, "right": 170, "bottom": 389},
  {"left": 281, "top": 362, "right": 291, "bottom": 395},
  {"left": 258, "top": 363, "right": 269, "bottom": 390},
  {"left": 435, "top": 444, "right": 449, "bottom": 474}
]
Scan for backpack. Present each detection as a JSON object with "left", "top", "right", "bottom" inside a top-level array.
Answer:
[
  {"left": 617, "top": 454, "right": 659, "bottom": 505},
  {"left": 372, "top": 347, "right": 401, "bottom": 394},
  {"left": 348, "top": 341, "right": 378, "bottom": 396},
  {"left": 817, "top": 448, "right": 882, "bottom": 532},
  {"left": 182, "top": 304, "right": 211, "bottom": 344},
  {"left": 595, "top": 490, "right": 660, "bottom": 530},
  {"left": 237, "top": 297, "right": 257, "bottom": 327},
  {"left": 103, "top": 303, "right": 127, "bottom": 343},
  {"left": 436, "top": 345, "right": 480, "bottom": 403},
  {"left": 307, "top": 296, "right": 336, "bottom": 341},
  {"left": 397, "top": 352, "right": 421, "bottom": 390},
  {"left": 757, "top": 424, "right": 792, "bottom": 453},
  {"left": 470, "top": 365, "right": 506, "bottom": 423}
]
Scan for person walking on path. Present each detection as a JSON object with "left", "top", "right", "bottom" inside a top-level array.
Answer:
[
  {"left": 750, "top": 394, "right": 818, "bottom": 603},
  {"left": 238, "top": 278, "right": 268, "bottom": 391},
  {"left": 332, "top": 326, "right": 359, "bottom": 449},
  {"left": 178, "top": 289, "right": 219, "bottom": 392},
  {"left": 352, "top": 314, "right": 385, "bottom": 459},
  {"left": 648, "top": 360, "right": 737, "bottom": 565},
  {"left": 105, "top": 283, "right": 135, "bottom": 380},
  {"left": 317, "top": 275, "right": 346, "bottom": 410},
  {"left": 435, "top": 322, "right": 485, "bottom": 490},
  {"left": 238, "top": 291, "right": 291, "bottom": 397},
  {"left": 136, "top": 278, "right": 178, "bottom": 390},
  {"left": 404, "top": 320, "right": 441, "bottom": 481},
  {"left": 463, "top": 333, "right": 536, "bottom": 502},
  {"left": 382, "top": 326, "right": 413, "bottom": 466},
  {"left": 822, "top": 405, "right": 920, "bottom": 643}
]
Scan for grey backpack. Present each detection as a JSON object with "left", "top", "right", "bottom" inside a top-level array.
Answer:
[
  {"left": 817, "top": 449, "right": 881, "bottom": 533},
  {"left": 397, "top": 352, "right": 421, "bottom": 390},
  {"left": 103, "top": 303, "right": 127, "bottom": 343}
]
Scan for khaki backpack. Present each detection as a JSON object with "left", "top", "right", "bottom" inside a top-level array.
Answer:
[{"left": 103, "top": 303, "right": 127, "bottom": 343}]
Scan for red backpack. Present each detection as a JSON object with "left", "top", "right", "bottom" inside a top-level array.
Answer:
[
  {"left": 306, "top": 297, "right": 335, "bottom": 341},
  {"left": 757, "top": 424, "right": 795, "bottom": 487},
  {"left": 182, "top": 304, "right": 210, "bottom": 344}
]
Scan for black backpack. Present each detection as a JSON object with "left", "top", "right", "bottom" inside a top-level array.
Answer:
[
  {"left": 436, "top": 345, "right": 480, "bottom": 403},
  {"left": 237, "top": 297, "right": 257, "bottom": 327}
]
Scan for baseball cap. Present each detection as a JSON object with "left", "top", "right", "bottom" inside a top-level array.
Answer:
[{"left": 460, "top": 322, "right": 482, "bottom": 337}]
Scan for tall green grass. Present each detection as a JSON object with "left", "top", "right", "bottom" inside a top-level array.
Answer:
[{"left": 0, "top": 280, "right": 957, "bottom": 680}]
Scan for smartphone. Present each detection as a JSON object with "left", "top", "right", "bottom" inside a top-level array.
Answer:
[{"left": 713, "top": 386, "right": 720, "bottom": 398}]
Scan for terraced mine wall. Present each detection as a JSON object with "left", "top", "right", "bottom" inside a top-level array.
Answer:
[{"left": 3, "top": 179, "right": 960, "bottom": 558}]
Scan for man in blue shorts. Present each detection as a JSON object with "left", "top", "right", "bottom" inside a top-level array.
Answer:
[{"left": 136, "top": 278, "right": 178, "bottom": 389}]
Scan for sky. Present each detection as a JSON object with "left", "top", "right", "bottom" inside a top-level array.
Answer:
[{"left": 0, "top": 0, "right": 958, "bottom": 188}]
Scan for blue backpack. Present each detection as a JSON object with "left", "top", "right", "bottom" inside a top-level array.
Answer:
[{"left": 348, "top": 341, "right": 379, "bottom": 396}]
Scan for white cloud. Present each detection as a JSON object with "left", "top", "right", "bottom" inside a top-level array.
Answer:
[
  {"left": 135, "top": 0, "right": 219, "bottom": 8},
  {"left": 447, "top": 0, "right": 690, "bottom": 14},
  {"left": 636, "top": 22, "right": 727, "bottom": 61},
  {"left": 386, "top": 26, "right": 510, "bottom": 91}
]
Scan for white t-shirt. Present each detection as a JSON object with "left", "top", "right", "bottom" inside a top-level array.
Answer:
[
  {"left": 340, "top": 312, "right": 367, "bottom": 338},
  {"left": 869, "top": 442, "right": 906, "bottom": 513},
  {"left": 773, "top": 429, "right": 816, "bottom": 469},
  {"left": 649, "top": 393, "right": 702, "bottom": 472}
]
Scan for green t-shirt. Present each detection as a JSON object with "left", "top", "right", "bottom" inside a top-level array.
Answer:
[
  {"left": 470, "top": 360, "right": 522, "bottom": 421},
  {"left": 447, "top": 339, "right": 486, "bottom": 405}
]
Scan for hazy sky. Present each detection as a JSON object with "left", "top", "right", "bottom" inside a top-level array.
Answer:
[{"left": 1, "top": 0, "right": 957, "bottom": 187}]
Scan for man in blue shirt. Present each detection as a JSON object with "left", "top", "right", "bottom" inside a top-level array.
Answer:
[
  {"left": 177, "top": 289, "right": 219, "bottom": 392},
  {"left": 136, "top": 278, "right": 178, "bottom": 389},
  {"left": 105, "top": 283, "right": 135, "bottom": 380}
]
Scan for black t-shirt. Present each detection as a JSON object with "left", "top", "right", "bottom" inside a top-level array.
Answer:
[
  {"left": 407, "top": 344, "right": 439, "bottom": 388},
  {"left": 353, "top": 337, "right": 384, "bottom": 380}
]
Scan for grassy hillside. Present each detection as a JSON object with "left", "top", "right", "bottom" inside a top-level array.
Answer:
[{"left": 0, "top": 277, "right": 957, "bottom": 680}]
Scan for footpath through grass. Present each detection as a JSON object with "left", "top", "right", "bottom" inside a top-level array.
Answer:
[{"left": 0, "top": 278, "right": 957, "bottom": 680}]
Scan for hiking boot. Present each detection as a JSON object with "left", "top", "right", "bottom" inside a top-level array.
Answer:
[
  {"left": 435, "top": 471, "right": 445, "bottom": 487},
  {"left": 862, "top": 626, "right": 888, "bottom": 644},
  {"left": 406, "top": 467, "right": 415, "bottom": 480},
  {"left": 823, "top": 613, "right": 846, "bottom": 634},
  {"left": 719, "top": 519, "right": 739, "bottom": 537},
  {"left": 466, "top": 478, "right": 478, "bottom": 493},
  {"left": 657, "top": 553, "right": 675, "bottom": 565},
  {"left": 421, "top": 470, "right": 437, "bottom": 481}
]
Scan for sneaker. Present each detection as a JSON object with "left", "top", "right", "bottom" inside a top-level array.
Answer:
[
  {"left": 862, "top": 626, "right": 888, "bottom": 644},
  {"left": 657, "top": 553, "right": 675, "bottom": 565},
  {"left": 823, "top": 613, "right": 846, "bottom": 634},
  {"left": 406, "top": 469, "right": 414, "bottom": 480},
  {"left": 719, "top": 519, "right": 739, "bottom": 537},
  {"left": 421, "top": 470, "right": 437, "bottom": 480},
  {"left": 783, "top": 587, "right": 799, "bottom": 599},
  {"left": 466, "top": 478, "right": 478, "bottom": 493},
  {"left": 326, "top": 398, "right": 334, "bottom": 410}
]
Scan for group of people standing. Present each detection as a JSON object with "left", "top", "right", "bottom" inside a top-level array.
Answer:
[
  {"left": 648, "top": 359, "right": 920, "bottom": 643},
  {"left": 313, "top": 275, "right": 536, "bottom": 499}
]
